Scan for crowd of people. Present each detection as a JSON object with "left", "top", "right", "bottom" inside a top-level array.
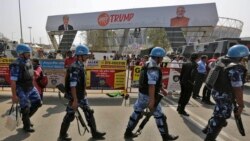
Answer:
[{"left": 8, "top": 43, "right": 249, "bottom": 141}]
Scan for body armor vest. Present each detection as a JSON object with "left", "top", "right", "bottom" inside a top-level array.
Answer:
[
  {"left": 139, "top": 62, "right": 162, "bottom": 97},
  {"left": 12, "top": 60, "right": 34, "bottom": 91},
  {"left": 65, "top": 62, "right": 86, "bottom": 100},
  {"left": 206, "top": 57, "right": 246, "bottom": 93}
]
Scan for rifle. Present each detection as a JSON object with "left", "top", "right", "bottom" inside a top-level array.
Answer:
[
  {"left": 233, "top": 101, "right": 245, "bottom": 136},
  {"left": 56, "top": 83, "right": 89, "bottom": 135},
  {"left": 75, "top": 108, "right": 90, "bottom": 135},
  {"left": 135, "top": 93, "right": 164, "bottom": 135}
]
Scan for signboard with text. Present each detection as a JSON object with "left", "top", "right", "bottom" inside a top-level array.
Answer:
[
  {"left": 86, "top": 60, "right": 126, "bottom": 90},
  {"left": 0, "top": 58, "right": 15, "bottom": 87},
  {"left": 130, "top": 65, "right": 179, "bottom": 91},
  {"left": 39, "top": 59, "right": 66, "bottom": 88},
  {"left": 167, "top": 68, "right": 181, "bottom": 91},
  {"left": 39, "top": 59, "right": 65, "bottom": 69},
  {"left": 46, "top": 3, "right": 218, "bottom": 31}
]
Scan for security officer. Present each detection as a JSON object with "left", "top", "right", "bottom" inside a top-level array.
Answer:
[
  {"left": 203, "top": 45, "right": 249, "bottom": 141},
  {"left": 124, "top": 47, "right": 179, "bottom": 141},
  {"left": 59, "top": 45, "right": 106, "bottom": 141},
  {"left": 177, "top": 53, "right": 199, "bottom": 116},
  {"left": 10, "top": 44, "right": 42, "bottom": 132}
]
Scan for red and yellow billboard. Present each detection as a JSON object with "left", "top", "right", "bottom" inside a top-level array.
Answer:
[
  {"left": 0, "top": 58, "right": 15, "bottom": 86},
  {"left": 86, "top": 60, "right": 126, "bottom": 90}
]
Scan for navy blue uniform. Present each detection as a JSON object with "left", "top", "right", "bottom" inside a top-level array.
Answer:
[
  {"left": 10, "top": 58, "right": 42, "bottom": 109},
  {"left": 64, "top": 61, "right": 89, "bottom": 114},
  {"left": 125, "top": 58, "right": 178, "bottom": 140},
  {"left": 59, "top": 60, "right": 105, "bottom": 140},
  {"left": 207, "top": 66, "right": 245, "bottom": 134},
  {"left": 127, "top": 59, "right": 166, "bottom": 133},
  {"left": 10, "top": 57, "right": 42, "bottom": 132}
]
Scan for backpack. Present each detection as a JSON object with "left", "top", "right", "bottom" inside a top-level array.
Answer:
[
  {"left": 208, "top": 61, "right": 216, "bottom": 69},
  {"left": 36, "top": 71, "right": 48, "bottom": 88},
  {"left": 205, "top": 57, "right": 234, "bottom": 89},
  {"left": 205, "top": 62, "right": 223, "bottom": 89}
]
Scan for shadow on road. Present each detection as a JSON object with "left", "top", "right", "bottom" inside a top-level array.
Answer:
[
  {"left": 87, "top": 137, "right": 106, "bottom": 141},
  {"left": 87, "top": 97, "right": 124, "bottom": 106},
  {"left": 181, "top": 116, "right": 206, "bottom": 140},
  {"left": 41, "top": 95, "right": 125, "bottom": 117},
  {"left": 0, "top": 95, "right": 10, "bottom": 103},
  {"left": 41, "top": 95, "right": 66, "bottom": 117},
  {"left": 0, "top": 128, "right": 30, "bottom": 141},
  {"left": 243, "top": 100, "right": 250, "bottom": 108}
]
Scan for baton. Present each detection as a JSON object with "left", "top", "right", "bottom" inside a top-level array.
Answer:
[{"left": 233, "top": 102, "right": 245, "bottom": 136}]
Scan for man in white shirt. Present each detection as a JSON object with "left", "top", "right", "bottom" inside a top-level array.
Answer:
[{"left": 56, "top": 50, "right": 63, "bottom": 59}]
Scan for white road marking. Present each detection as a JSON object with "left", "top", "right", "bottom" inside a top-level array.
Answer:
[{"left": 163, "top": 97, "right": 240, "bottom": 141}]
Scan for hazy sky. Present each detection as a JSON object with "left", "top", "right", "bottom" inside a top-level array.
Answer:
[{"left": 0, "top": 0, "right": 249, "bottom": 44}]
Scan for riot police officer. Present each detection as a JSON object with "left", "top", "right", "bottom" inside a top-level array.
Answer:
[
  {"left": 10, "top": 44, "right": 42, "bottom": 132},
  {"left": 59, "top": 45, "right": 106, "bottom": 141},
  {"left": 203, "top": 44, "right": 249, "bottom": 141},
  {"left": 124, "top": 47, "right": 179, "bottom": 141}
]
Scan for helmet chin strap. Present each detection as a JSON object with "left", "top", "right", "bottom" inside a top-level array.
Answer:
[
  {"left": 77, "top": 55, "right": 85, "bottom": 63},
  {"left": 21, "top": 53, "right": 29, "bottom": 60},
  {"left": 20, "top": 54, "right": 26, "bottom": 59},
  {"left": 156, "top": 57, "right": 162, "bottom": 64}
]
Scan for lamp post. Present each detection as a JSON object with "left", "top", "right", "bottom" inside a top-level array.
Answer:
[
  {"left": 146, "top": 36, "right": 149, "bottom": 48},
  {"left": 18, "top": 0, "right": 23, "bottom": 43},
  {"left": 28, "top": 26, "right": 32, "bottom": 44}
]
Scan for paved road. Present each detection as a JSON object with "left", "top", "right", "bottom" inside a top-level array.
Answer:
[{"left": 0, "top": 84, "right": 250, "bottom": 141}]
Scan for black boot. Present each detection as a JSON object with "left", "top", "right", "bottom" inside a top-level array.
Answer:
[
  {"left": 124, "top": 110, "right": 143, "bottom": 139},
  {"left": 59, "top": 121, "right": 72, "bottom": 141},
  {"left": 161, "top": 134, "right": 179, "bottom": 141},
  {"left": 202, "top": 126, "right": 208, "bottom": 134},
  {"left": 83, "top": 107, "right": 106, "bottom": 139},
  {"left": 89, "top": 117, "right": 106, "bottom": 139},
  {"left": 176, "top": 105, "right": 181, "bottom": 112},
  {"left": 59, "top": 134, "right": 72, "bottom": 141},
  {"left": 91, "top": 130, "right": 106, "bottom": 139},
  {"left": 158, "top": 115, "right": 179, "bottom": 141},
  {"left": 204, "top": 126, "right": 223, "bottom": 141},
  {"left": 23, "top": 120, "right": 35, "bottom": 133},
  {"left": 21, "top": 108, "right": 35, "bottom": 133},
  {"left": 204, "top": 133, "right": 217, "bottom": 141},
  {"left": 124, "top": 128, "right": 138, "bottom": 138},
  {"left": 28, "top": 107, "right": 39, "bottom": 128}
]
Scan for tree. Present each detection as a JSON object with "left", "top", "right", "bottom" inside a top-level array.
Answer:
[
  {"left": 146, "top": 28, "right": 171, "bottom": 51},
  {"left": 86, "top": 30, "right": 118, "bottom": 51}
]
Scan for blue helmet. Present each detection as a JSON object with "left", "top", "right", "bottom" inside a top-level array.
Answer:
[
  {"left": 150, "top": 47, "right": 166, "bottom": 57},
  {"left": 16, "top": 44, "right": 32, "bottom": 54},
  {"left": 226, "top": 44, "right": 250, "bottom": 58},
  {"left": 75, "top": 45, "right": 89, "bottom": 55}
]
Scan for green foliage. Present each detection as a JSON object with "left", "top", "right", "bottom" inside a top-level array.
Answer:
[{"left": 146, "top": 28, "right": 171, "bottom": 50}]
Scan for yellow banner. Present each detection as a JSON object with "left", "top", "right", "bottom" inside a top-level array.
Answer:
[
  {"left": 114, "top": 71, "right": 126, "bottom": 89},
  {"left": 87, "top": 60, "right": 126, "bottom": 70},
  {"left": 133, "top": 66, "right": 142, "bottom": 81},
  {"left": 0, "top": 58, "right": 15, "bottom": 64}
]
